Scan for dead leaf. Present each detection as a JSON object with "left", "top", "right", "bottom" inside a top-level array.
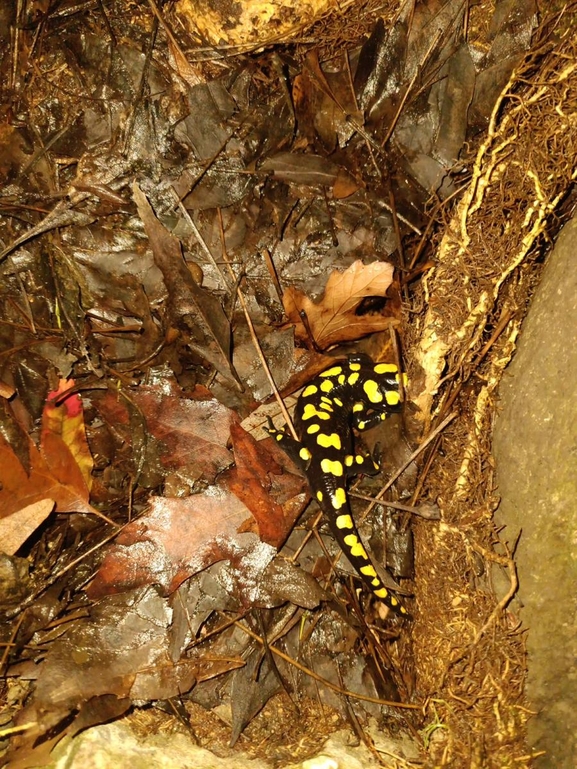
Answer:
[
  {"left": 0, "top": 499, "right": 55, "bottom": 555},
  {"left": 132, "top": 182, "right": 238, "bottom": 385},
  {"left": 283, "top": 259, "right": 396, "bottom": 349},
  {"left": 86, "top": 489, "right": 258, "bottom": 598},
  {"left": 0, "top": 432, "right": 95, "bottom": 520},
  {"left": 0, "top": 380, "right": 15, "bottom": 399},
  {"left": 42, "top": 380, "right": 93, "bottom": 491},
  {"left": 132, "top": 383, "right": 237, "bottom": 482},
  {"left": 25, "top": 587, "right": 199, "bottom": 733},
  {"left": 223, "top": 422, "right": 307, "bottom": 549},
  {"left": 260, "top": 152, "right": 351, "bottom": 189}
]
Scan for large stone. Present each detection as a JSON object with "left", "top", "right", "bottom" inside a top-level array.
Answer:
[{"left": 493, "top": 216, "right": 577, "bottom": 767}]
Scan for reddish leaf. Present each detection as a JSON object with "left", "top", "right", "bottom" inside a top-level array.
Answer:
[
  {"left": 96, "top": 381, "right": 237, "bottom": 483},
  {"left": 223, "top": 422, "right": 308, "bottom": 549},
  {"left": 133, "top": 383, "right": 237, "bottom": 481},
  {"left": 283, "top": 259, "right": 396, "bottom": 349},
  {"left": 0, "top": 434, "right": 95, "bottom": 519},
  {"left": 86, "top": 488, "right": 257, "bottom": 598}
]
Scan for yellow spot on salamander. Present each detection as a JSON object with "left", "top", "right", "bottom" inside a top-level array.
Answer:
[
  {"left": 333, "top": 397, "right": 343, "bottom": 407},
  {"left": 363, "top": 379, "right": 383, "bottom": 404},
  {"left": 360, "top": 564, "right": 377, "bottom": 578},
  {"left": 374, "top": 588, "right": 389, "bottom": 599},
  {"left": 390, "top": 596, "right": 398, "bottom": 606},
  {"left": 299, "top": 447, "right": 312, "bottom": 461},
  {"left": 335, "top": 514, "right": 353, "bottom": 529},
  {"left": 302, "top": 403, "right": 318, "bottom": 420},
  {"left": 371, "top": 578, "right": 381, "bottom": 587},
  {"left": 321, "top": 458, "right": 344, "bottom": 477},
  {"left": 302, "top": 384, "right": 318, "bottom": 397},
  {"left": 307, "top": 423, "right": 320, "bottom": 434},
  {"left": 374, "top": 363, "right": 397, "bottom": 374},
  {"left": 302, "top": 403, "right": 330, "bottom": 421},
  {"left": 344, "top": 455, "right": 354, "bottom": 467},
  {"left": 385, "top": 390, "right": 400, "bottom": 406},
  {"left": 316, "top": 433, "right": 342, "bottom": 450},
  {"left": 319, "top": 401, "right": 333, "bottom": 412},
  {"left": 355, "top": 455, "right": 365, "bottom": 465},
  {"left": 316, "top": 491, "right": 323, "bottom": 502},
  {"left": 331, "top": 488, "right": 347, "bottom": 509},
  {"left": 320, "top": 379, "right": 334, "bottom": 393},
  {"left": 350, "top": 542, "right": 368, "bottom": 559},
  {"left": 352, "top": 402, "right": 364, "bottom": 413},
  {"left": 343, "top": 533, "right": 358, "bottom": 547},
  {"left": 338, "top": 375, "right": 346, "bottom": 385},
  {"left": 357, "top": 421, "right": 366, "bottom": 430},
  {"left": 320, "top": 366, "right": 342, "bottom": 377},
  {"left": 349, "top": 362, "right": 361, "bottom": 371},
  {"left": 347, "top": 372, "right": 359, "bottom": 386}
]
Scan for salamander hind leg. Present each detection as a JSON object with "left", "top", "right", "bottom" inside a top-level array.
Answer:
[{"left": 343, "top": 442, "right": 380, "bottom": 477}]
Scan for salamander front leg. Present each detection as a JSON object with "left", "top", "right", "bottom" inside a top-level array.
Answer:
[{"left": 265, "top": 417, "right": 311, "bottom": 472}]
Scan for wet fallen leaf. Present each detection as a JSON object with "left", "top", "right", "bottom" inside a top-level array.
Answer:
[
  {"left": 223, "top": 422, "right": 307, "bottom": 549},
  {"left": 0, "top": 499, "right": 54, "bottom": 555},
  {"left": 86, "top": 488, "right": 260, "bottom": 598},
  {"left": 22, "top": 587, "right": 199, "bottom": 735},
  {"left": 260, "top": 151, "right": 356, "bottom": 194},
  {"left": 283, "top": 259, "right": 396, "bottom": 349},
  {"left": 95, "top": 381, "right": 237, "bottom": 485},
  {"left": 132, "top": 182, "right": 238, "bottom": 385},
  {"left": 230, "top": 650, "right": 282, "bottom": 747},
  {"left": 0, "top": 429, "right": 95, "bottom": 520}
]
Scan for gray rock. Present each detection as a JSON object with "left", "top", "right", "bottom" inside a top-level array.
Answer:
[{"left": 493, "top": 215, "right": 577, "bottom": 767}]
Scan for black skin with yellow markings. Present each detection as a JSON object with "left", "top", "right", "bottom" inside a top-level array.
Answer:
[{"left": 267, "top": 353, "right": 410, "bottom": 617}]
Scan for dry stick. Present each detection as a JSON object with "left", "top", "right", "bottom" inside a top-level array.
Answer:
[
  {"left": 231, "top": 616, "right": 420, "bottom": 711},
  {"left": 380, "top": 30, "right": 442, "bottom": 149},
  {"left": 360, "top": 412, "right": 458, "bottom": 523},
  {"left": 172, "top": 193, "right": 231, "bottom": 292},
  {"left": 215, "top": 210, "right": 298, "bottom": 439},
  {"left": 0, "top": 613, "right": 25, "bottom": 675},
  {"left": 350, "top": 492, "right": 439, "bottom": 520},
  {"left": 261, "top": 248, "right": 284, "bottom": 306}
]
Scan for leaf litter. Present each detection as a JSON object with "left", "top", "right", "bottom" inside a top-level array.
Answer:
[{"left": 1, "top": 0, "right": 573, "bottom": 766}]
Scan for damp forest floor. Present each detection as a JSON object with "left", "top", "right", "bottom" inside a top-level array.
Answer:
[{"left": 1, "top": 1, "right": 576, "bottom": 767}]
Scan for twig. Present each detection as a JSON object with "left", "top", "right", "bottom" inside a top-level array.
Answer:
[
  {"left": 231, "top": 616, "right": 421, "bottom": 710},
  {"left": 216, "top": 210, "right": 297, "bottom": 439}
]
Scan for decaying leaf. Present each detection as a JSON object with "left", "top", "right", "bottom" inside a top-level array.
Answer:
[
  {"left": 283, "top": 259, "right": 396, "bottom": 349},
  {"left": 0, "top": 499, "right": 55, "bottom": 556},
  {"left": 132, "top": 182, "right": 238, "bottom": 385},
  {"left": 0, "top": 404, "right": 97, "bottom": 518},
  {"left": 223, "top": 422, "right": 308, "bottom": 549},
  {"left": 260, "top": 151, "right": 357, "bottom": 197},
  {"left": 86, "top": 488, "right": 262, "bottom": 598},
  {"left": 22, "top": 587, "right": 200, "bottom": 735}
]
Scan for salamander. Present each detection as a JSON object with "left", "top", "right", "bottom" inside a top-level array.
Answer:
[{"left": 267, "top": 353, "right": 409, "bottom": 617}]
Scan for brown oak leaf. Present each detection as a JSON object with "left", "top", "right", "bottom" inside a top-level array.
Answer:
[{"left": 283, "top": 259, "right": 396, "bottom": 349}]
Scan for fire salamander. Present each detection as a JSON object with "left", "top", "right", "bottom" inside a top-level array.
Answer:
[{"left": 267, "top": 354, "right": 409, "bottom": 617}]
